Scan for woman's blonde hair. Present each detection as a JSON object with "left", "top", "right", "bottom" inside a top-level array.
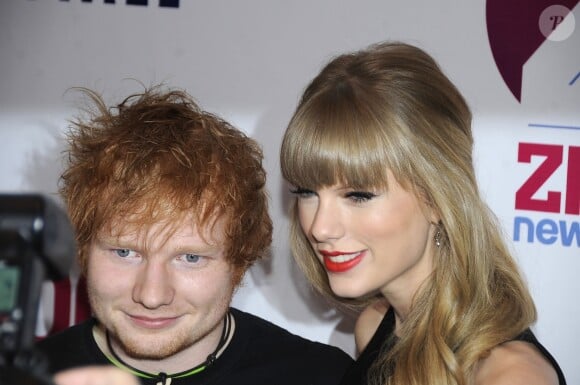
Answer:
[{"left": 280, "top": 42, "right": 536, "bottom": 385}]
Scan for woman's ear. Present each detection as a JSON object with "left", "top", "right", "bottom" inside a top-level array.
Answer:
[
  {"left": 427, "top": 206, "right": 440, "bottom": 225},
  {"left": 413, "top": 183, "right": 440, "bottom": 224},
  {"left": 418, "top": 192, "right": 440, "bottom": 224}
]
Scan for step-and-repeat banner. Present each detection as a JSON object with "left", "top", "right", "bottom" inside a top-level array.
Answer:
[{"left": 1, "top": 1, "right": 578, "bottom": 382}]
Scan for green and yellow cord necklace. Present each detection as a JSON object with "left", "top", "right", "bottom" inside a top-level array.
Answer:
[{"left": 104, "top": 312, "right": 232, "bottom": 385}]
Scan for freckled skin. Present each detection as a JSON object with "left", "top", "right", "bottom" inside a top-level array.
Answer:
[{"left": 87, "top": 217, "right": 235, "bottom": 374}]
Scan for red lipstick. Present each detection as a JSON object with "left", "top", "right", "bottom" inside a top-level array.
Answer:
[{"left": 319, "top": 250, "right": 365, "bottom": 273}]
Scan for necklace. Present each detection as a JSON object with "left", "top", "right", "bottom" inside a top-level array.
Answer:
[{"left": 105, "top": 312, "right": 232, "bottom": 385}]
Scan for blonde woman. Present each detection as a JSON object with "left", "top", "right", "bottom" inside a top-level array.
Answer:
[{"left": 280, "top": 42, "right": 566, "bottom": 385}]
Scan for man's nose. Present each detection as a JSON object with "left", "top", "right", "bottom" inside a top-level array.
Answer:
[{"left": 132, "top": 259, "right": 175, "bottom": 309}]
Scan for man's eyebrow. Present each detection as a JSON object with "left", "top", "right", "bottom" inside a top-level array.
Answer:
[
  {"left": 170, "top": 240, "right": 222, "bottom": 253},
  {"left": 94, "top": 234, "right": 131, "bottom": 245}
]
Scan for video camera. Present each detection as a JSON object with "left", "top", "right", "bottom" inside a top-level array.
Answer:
[{"left": 0, "top": 194, "right": 75, "bottom": 385}]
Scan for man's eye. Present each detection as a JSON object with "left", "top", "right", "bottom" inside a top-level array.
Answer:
[
  {"left": 345, "top": 191, "right": 377, "bottom": 203},
  {"left": 289, "top": 187, "right": 316, "bottom": 198},
  {"left": 184, "top": 254, "right": 202, "bottom": 263},
  {"left": 114, "top": 248, "right": 134, "bottom": 258}
]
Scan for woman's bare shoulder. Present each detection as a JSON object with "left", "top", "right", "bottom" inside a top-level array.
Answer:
[
  {"left": 354, "top": 297, "right": 390, "bottom": 355},
  {"left": 474, "top": 340, "right": 559, "bottom": 385}
]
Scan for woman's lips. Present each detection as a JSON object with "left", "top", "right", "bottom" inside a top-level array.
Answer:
[{"left": 319, "top": 250, "right": 365, "bottom": 273}]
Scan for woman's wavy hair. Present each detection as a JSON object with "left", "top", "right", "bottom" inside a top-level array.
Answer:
[
  {"left": 60, "top": 86, "right": 272, "bottom": 285},
  {"left": 280, "top": 42, "right": 536, "bottom": 385}
]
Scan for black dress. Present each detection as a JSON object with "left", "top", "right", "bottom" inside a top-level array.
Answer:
[{"left": 339, "top": 307, "right": 567, "bottom": 385}]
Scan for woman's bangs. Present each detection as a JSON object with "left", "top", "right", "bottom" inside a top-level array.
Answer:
[{"left": 283, "top": 103, "right": 389, "bottom": 190}]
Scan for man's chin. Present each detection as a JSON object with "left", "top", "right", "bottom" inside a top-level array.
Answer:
[
  {"left": 121, "top": 343, "right": 181, "bottom": 360},
  {"left": 113, "top": 332, "right": 185, "bottom": 360}
]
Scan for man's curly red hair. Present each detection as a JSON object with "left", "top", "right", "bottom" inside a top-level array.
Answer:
[{"left": 60, "top": 86, "right": 272, "bottom": 284}]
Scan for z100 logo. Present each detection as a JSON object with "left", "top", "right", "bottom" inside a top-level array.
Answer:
[{"left": 514, "top": 142, "right": 579, "bottom": 247}]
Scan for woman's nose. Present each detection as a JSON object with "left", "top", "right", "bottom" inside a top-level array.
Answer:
[{"left": 309, "top": 198, "right": 344, "bottom": 243}]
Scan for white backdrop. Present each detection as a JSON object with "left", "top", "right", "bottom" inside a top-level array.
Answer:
[{"left": 1, "top": 1, "right": 578, "bottom": 383}]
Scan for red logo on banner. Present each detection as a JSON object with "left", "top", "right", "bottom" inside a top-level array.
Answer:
[{"left": 516, "top": 143, "right": 580, "bottom": 215}]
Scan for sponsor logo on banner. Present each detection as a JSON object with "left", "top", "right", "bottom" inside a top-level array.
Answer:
[
  {"left": 514, "top": 140, "right": 579, "bottom": 247},
  {"left": 53, "top": 0, "right": 179, "bottom": 7},
  {"left": 487, "top": 0, "right": 579, "bottom": 248}
]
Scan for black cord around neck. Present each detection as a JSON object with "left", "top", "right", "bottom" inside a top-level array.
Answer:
[{"left": 104, "top": 311, "right": 232, "bottom": 384}]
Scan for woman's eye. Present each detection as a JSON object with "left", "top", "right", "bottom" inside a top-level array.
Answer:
[
  {"left": 345, "top": 191, "right": 377, "bottom": 203},
  {"left": 289, "top": 187, "right": 316, "bottom": 198},
  {"left": 114, "top": 248, "right": 135, "bottom": 258}
]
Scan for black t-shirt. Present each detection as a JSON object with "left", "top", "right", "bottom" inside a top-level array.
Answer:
[
  {"left": 36, "top": 307, "right": 353, "bottom": 385},
  {"left": 339, "top": 307, "right": 567, "bottom": 385}
]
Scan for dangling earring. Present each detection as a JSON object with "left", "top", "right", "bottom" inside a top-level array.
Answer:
[{"left": 434, "top": 229, "right": 442, "bottom": 247}]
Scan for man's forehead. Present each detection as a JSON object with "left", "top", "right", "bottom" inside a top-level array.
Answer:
[{"left": 101, "top": 213, "right": 226, "bottom": 243}]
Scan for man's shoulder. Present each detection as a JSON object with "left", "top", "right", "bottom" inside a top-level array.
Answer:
[
  {"left": 36, "top": 318, "right": 95, "bottom": 349},
  {"left": 231, "top": 307, "right": 352, "bottom": 361},
  {"left": 221, "top": 308, "right": 352, "bottom": 384},
  {"left": 35, "top": 318, "right": 101, "bottom": 374}
]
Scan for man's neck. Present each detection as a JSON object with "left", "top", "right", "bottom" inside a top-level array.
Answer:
[{"left": 92, "top": 314, "right": 235, "bottom": 376}]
